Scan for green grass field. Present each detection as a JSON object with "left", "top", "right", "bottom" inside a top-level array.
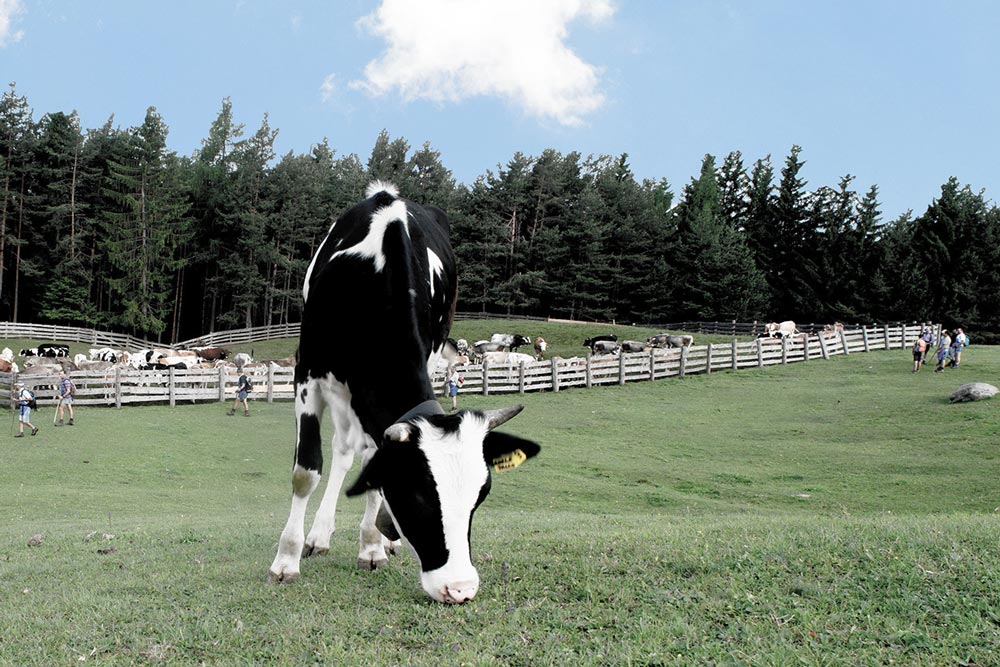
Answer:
[{"left": 1, "top": 331, "right": 998, "bottom": 666}]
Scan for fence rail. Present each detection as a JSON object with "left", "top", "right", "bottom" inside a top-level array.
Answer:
[{"left": 2, "top": 323, "right": 928, "bottom": 408}]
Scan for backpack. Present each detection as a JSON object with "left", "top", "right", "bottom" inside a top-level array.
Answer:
[
  {"left": 25, "top": 389, "right": 37, "bottom": 409},
  {"left": 243, "top": 376, "right": 253, "bottom": 392}
]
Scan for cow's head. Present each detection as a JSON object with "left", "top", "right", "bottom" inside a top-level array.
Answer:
[{"left": 345, "top": 404, "right": 540, "bottom": 604}]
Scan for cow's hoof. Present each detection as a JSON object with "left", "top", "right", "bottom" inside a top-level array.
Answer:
[
  {"left": 302, "top": 543, "right": 329, "bottom": 558},
  {"left": 386, "top": 540, "right": 402, "bottom": 556},
  {"left": 267, "top": 568, "right": 299, "bottom": 584},
  {"left": 357, "top": 557, "right": 388, "bottom": 571}
]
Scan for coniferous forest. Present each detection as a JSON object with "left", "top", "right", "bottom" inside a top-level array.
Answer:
[{"left": 2, "top": 85, "right": 998, "bottom": 343}]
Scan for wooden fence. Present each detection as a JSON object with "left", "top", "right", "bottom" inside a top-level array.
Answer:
[{"left": 1, "top": 323, "right": 928, "bottom": 408}]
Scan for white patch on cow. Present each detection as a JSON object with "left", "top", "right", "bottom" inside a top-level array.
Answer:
[
  {"left": 365, "top": 180, "right": 399, "bottom": 198},
  {"left": 400, "top": 413, "right": 489, "bottom": 603},
  {"left": 330, "top": 199, "right": 409, "bottom": 273},
  {"left": 426, "top": 248, "right": 444, "bottom": 298}
]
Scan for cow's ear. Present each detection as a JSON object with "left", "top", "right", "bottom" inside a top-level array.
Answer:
[
  {"left": 483, "top": 432, "right": 540, "bottom": 473},
  {"left": 345, "top": 451, "right": 386, "bottom": 496}
]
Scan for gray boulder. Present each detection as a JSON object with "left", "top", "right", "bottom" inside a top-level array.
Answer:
[{"left": 950, "top": 382, "right": 999, "bottom": 403}]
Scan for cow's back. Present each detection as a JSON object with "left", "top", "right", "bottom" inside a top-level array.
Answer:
[{"left": 297, "top": 184, "right": 457, "bottom": 438}]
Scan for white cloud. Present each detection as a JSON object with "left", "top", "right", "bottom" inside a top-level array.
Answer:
[
  {"left": 0, "top": 0, "right": 25, "bottom": 47},
  {"left": 320, "top": 73, "right": 337, "bottom": 102},
  {"left": 352, "top": 0, "right": 615, "bottom": 126}
]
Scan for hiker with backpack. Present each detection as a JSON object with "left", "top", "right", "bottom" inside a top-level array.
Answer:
[
  {"left": 14, "top": 381, "right": 38, "bottom": 437},
  {"left": 227, "top": 372, "right": 252, "bottom": 417},
  {"left": 55, "top": 372, "right": 76, "bottom": 426}
]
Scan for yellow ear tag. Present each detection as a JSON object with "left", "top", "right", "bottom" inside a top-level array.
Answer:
[{"left": 492, "top": 449, "right": 527, "bottom": 473}]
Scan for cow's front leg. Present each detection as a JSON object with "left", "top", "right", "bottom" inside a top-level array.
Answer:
[{"left": 303, "top": 444, "right": 354, "bottom": 557}]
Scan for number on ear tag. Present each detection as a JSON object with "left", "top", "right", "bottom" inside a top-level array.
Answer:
[{"left": 492, "top": 449, "right": 527, "bottom": 473}]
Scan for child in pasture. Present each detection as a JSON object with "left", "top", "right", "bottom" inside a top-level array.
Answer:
[
  {"left": 55, "top": 372, "right": 75, "bottom": 426},
  {"left": 227, "top": 373, "right": 252, "bottom": 416},
  {"left": 919, "top": 327, "right": 934, "bottom": 364},
  {"left": 444, "top": 366, "right": 464, "bottom": 412},
  {"left": 14, "top": 382, "right": 38, "bottom": 437}
]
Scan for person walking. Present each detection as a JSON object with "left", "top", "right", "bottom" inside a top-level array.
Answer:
[
  {"left": 14, "top": 382, "right": 38, "bottom": 438},
  {"left": 950, "top": 328, "right": 969, "bottom": 367},
  {"left": 934, "top": 329, "right": 953, "bottom": 372},
  {"left": 912, "top": 335, "right": 928, "bottom": 372},
  {"left": 227, "top": 372, "right": 252, "bottom": 416},
  {"left": 919, "top": 327, "right": 934, "bottom": 365},
  {"left": 55, "top": 372, "right": 76, "bottom": 426}
]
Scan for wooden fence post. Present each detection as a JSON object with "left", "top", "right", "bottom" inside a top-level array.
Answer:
[
  {"left": 585, "top": 353, "right": 592, "bottom": 388},
  {"left": 267, "top": 364, "right": 274, "bottom": 403},
  {"left": 731, "top": 339, "right": 738, "bottom": 370},
  {"left": 705, "top": 343, "right": 712, "bottom": 375},
  {"left": 649, "top": 348, "right": 656, "bottom": 381},
  {"left": 840, "top": 330, "right": 850, "bottom": 355},
  {"left": 551, "top": 357, "right": 560, "bottom": 393},
  {"left": 818, "top": 333, "right": 829, "bottom": 360},
  {"left": 862, "top": 327, "right": 870, "bottom": 352},
  {"left": 618, "top": 353, "right": 626, "bottom": 385},
  {"left": 482, "top": 360, "right": 490, "bottom": 396},
  {"left": 679, "top": 346, "right": 687, "bottom": 377},
  {"left": 518, "top": 362, "right": 526, "bottom": 394},
  {"left": 883, "top": 324, "right": 890, "bottom": 350},
  {"left": 801, "top": 333, "right": 809, "bottom": 362},
  {"left": 115, "top": 367, "right": 122, "bottom": 408},
  {"left": 756, "top": 341, "right": 764, "bottom": 367},
  {"left": 781, "top": 336, "right": 788, "bottom": 364},
  {"left": 168, "top": 367, "right": 176, "bottom": 407}
]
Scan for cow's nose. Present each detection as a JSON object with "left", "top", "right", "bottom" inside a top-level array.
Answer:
[{"left": 442, "top": 582, "right": 478, "bottom": 604}]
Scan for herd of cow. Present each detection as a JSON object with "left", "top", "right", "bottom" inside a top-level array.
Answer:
[
  {"left": 0, "top": 343, "right": 289, "bottom": 378},
  {"left": 443, "top": 330, "right": 696, "bottom": 368}
]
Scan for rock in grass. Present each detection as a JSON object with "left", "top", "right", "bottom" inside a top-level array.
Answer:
[
  {"left": 950, "top": 382, "right": 998, "bottom": 403},
  {"left": 27, "top": 534, "right": 44, "bottom": 547}
]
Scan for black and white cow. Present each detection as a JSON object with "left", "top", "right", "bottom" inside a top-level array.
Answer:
[
  {"left": 583, "top": 334, "right": 617, "bottom": 352},
  {"left": 268, "top": 182, "right": 540, "bottom": 604},
  {"left": 38, "top": 343, "right": 70, "bottom": 357},
  {"left": 490, "top": 333, "right": 532, "bottom": 352}
]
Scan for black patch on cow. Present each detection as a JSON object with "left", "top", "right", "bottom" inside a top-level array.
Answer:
[
  {"left": 299, "top": 386, "right": 308, "bottom": 403},
  {"left": 296, "top": 413, "right": 323, "bottom": 472}
]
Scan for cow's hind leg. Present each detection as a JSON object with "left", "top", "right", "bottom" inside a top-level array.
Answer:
[
  {"left": 267, "top": 378, "right": 326, "bottom": 584},
  {"left": 303, "top": 404, "right": 359, "bottom": 557}
]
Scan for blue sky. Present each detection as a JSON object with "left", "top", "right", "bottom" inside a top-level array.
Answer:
[{"left": 2, "top": 0, "right": 997, "bottom": 221}]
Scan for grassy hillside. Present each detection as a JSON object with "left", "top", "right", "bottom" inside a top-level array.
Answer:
[{"left": 0, "top": 334, "right": 997, "bottom": 665}]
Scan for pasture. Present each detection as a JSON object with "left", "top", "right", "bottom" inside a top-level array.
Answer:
[{"left": 1, "top": 340, "right": 998, "bottom": 665}]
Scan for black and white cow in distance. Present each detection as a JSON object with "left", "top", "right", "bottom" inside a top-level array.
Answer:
[
  {"left": 490, "top": 333, "right": 532, "bottom": 352},
  {"left": 268, "top": 181, "right": 541, "bottom": 604}
]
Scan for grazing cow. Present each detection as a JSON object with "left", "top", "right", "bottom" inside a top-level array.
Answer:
[
  {"left": 482, "top": 350, "right": 534, "bottom": 366},
  {"left": 647, "top": 334, "right": 693, "bottom": 349},
  {"left": 765, "top": 321, "right": 799, "bottom": 339},
  {"left": 621, "top": 340, "right": 649, "bottom": 353},
  {"left": 533, "top": 337, "right": 547, "bottom": 360},
  {"left": 19, "top": 348, "right": 38, "bottom": 357},
  {"left": 472, "top": 340, "right": 505, "bottom": 357},
  {"left": 490, "top": 333, "right": 532, "bottom": 352},
  {"left": 193, "top": 346, "right": 231, "bottom": 361},
  {"left": 268, "top": 181, "right": 540, "bottom": 604},
  {"left": 89, "top": 347, "right": 120, "bottom": 363},
  {"left": 38, "top": 343, "right": 70, "bottom": 357},
  {"left": 591, "top": 340, "right": 621, "bottom": 355},
  {"left": 583, "top": 334, "right": 617, "bottom": 350}
]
